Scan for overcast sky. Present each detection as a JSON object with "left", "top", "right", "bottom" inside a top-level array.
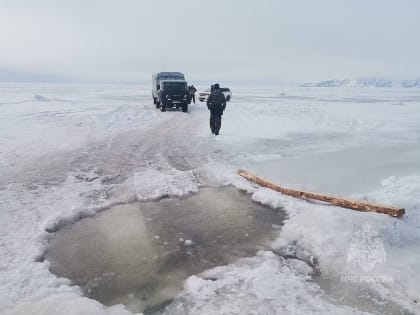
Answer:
[{"left": 1, "top": 0, "right": 419, "bottom": 84}]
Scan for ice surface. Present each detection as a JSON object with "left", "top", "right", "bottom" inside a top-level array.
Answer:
[
  {"left": 45, "top": 187, "right": 284, "bottom": 313},
  {"left": 1, "top": 83, "right": 420, "bottom": 314}
]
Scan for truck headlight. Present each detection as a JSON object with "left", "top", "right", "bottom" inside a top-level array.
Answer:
[
  {"left": 166, "top": 95, "right": 170, "bottom": 99},
  {"left": 184, "top": 94, "right": 188, "bottom": 98}
]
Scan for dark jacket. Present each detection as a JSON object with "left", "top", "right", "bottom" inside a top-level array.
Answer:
[
  {"left": 189, "top": 85, "right": 197, "bottom": 94},
  {"left": 207, "top": 90, "right": 226, "bottom": 115}
]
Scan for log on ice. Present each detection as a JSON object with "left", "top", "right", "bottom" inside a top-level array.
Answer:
[{"left": 237, "top": 169, "right": 405, "bottom": 217}]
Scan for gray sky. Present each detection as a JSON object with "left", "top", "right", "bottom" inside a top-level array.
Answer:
[{"left": 1, "top": 0, "right": 419, "bottom": 84}]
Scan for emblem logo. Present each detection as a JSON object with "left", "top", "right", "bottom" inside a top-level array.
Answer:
[{"left": 347, "top": 223, "right": 385, "bottom": 273}]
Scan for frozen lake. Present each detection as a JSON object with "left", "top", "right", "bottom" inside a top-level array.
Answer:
[
  {"left": 248, "top": 143, "right": 420, "bottom": 196},
  {"left": 1, "top": 83, "right": 419, "bottom": 314}
]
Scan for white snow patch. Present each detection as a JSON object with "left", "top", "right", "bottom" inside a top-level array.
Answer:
[
  {"left": 163, "top": 251, "right": 370, "bottom": 314},
  {"left": 3, "top": 292, "right": 138, "bottom": 315},
  {"left": 242, "top": 175, "right": 420, "bottom": 312},
  {"left": 131, "top": 167, "right": 199, "bottom": 200}
]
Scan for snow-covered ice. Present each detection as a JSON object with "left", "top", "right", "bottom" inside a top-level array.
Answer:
[{"left": 1, "top": 83, "right": 419, "bottom": 314}]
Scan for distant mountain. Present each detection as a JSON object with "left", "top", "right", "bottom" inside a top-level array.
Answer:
[
  {"left": 301, "top": 78, "right": 420, "bottom": 88},
  {"left": 400, "top": 79, "right": 420, "bottom": 88}
]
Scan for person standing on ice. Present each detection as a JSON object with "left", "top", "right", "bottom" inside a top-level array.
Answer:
[
  {"left": 206, "top": 83, "right": 226, "bottom": 135},
  {"left": 188, "top": 84, "right": 197, "bottom": 104}
]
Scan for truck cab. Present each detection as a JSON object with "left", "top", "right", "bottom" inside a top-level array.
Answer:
[
  {"left": 152, "top": 72, "right": 186, "bottom": 108},
  {"left": 157, "top": 80, "right": 190, "bottom": 112}
]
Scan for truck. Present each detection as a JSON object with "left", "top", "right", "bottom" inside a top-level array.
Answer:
[{"left": 152, "top": 72, "right": 190, "bottom": 112}]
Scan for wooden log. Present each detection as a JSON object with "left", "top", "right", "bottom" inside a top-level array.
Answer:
[{"left": 237, "top": 169, "right": 405, "bottom": 217}]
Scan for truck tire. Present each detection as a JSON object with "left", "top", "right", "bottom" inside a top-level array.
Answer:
[
  {"left": 182, "top": 103, "right": 188, "bottom": 113},
  {"left": 155, "top": 98, "right": 161, "bottom": 108},
  {"left": 160, "top": 103, "right": 166, "bottom": 112},
  {"left": 226, "top": 95, "right": 231, "bottom": 101}
]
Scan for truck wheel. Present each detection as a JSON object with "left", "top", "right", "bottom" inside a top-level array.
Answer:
[
  {"left": 160, "top": 103, "right": 166, "bottom": 112},
  {"left": 226, "top": 95, "right": 231, "bottom": 101},
  {"left": 182, "top": 103, "right": 188, "bottom": 113}
]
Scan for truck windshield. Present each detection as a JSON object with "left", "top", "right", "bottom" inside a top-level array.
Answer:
[
  {"left": 159, "top": 76, "right": 184, "bottom": 80},
  {"left": 162, "top": 82, "right": 187, "bottom": 92}
]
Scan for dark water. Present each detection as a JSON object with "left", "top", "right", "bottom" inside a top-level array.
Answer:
[{"left": 46, "top": 187, "right": 284, "bottom": 313}]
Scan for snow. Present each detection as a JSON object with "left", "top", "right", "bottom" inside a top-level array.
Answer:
[
  {"left": 250, "top": 179, "right": 420, "bottom": 311},
  {"left": 162, "top": 251, "right": 368, "bottom": 315},
  {"left": 4, "top": 292, "right": 134, "bottom": 315},
  {"left": 1, "top": 83, "right": 420, "bottom": 314}
]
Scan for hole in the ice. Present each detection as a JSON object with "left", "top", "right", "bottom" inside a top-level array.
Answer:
[{"left": 45, "top": 187, "right": 284, "bottom": 314}]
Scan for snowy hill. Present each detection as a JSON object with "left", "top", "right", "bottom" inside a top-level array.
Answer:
[
  {"left": 301, "top": 78, "right": 420, "bottom": 88},
  {"left": 400, "top": 79, "right": 420, "bottom": 87}
]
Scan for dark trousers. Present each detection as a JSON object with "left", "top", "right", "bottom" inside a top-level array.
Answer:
[
  {"left": 191, "top": 94, "right": 195, "bottom": 104},
  {"left": 210, "top": 113, "right": 222, "bottom": 134}
]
